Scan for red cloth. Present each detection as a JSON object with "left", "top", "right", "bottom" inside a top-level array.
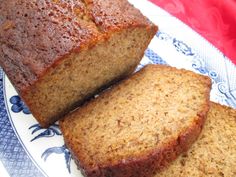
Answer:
[{"left": 149, "top": 0, "right": 236, "bottom": 65}]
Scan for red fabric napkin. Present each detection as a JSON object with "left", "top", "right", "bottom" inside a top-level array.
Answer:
[{"left": 149, "top": 0, "right": 236, "bottom": 65}]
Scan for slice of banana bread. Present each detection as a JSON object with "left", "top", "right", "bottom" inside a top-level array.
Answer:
[
  {"left": 155, "top": 103, "right": 236, "bottom": 177},
  {"left": 0, "top": 0, "right": 157, "bottom": 127},
  {"left": 59, "top": 64, "right": 211, "bottom": 177}
]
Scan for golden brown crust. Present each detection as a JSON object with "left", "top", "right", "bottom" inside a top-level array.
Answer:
[
  {"left": 0, "top": 0, "right": 156, "bottom": 92},
  {"left": 60, "top": 64, "right": 212, "bottom": 177}
]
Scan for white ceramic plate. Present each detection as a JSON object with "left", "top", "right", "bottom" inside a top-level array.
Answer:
[{"left": 0, "top": 0, "right": 236, "bottom": 176}]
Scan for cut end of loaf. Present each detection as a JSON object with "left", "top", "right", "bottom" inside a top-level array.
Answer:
[
  {"left": 59, "top": 64, "right": 211, "bottom": 177},
  {"left": 0, "top": 0, "right": 157, "bottom": 128},
  {"left": 22, "top": 26, "right": 157, "bottom": 127}
]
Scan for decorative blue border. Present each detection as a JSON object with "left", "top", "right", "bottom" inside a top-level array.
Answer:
[{"left": 0, "top": 69, "right": 44, "bottom": 177}]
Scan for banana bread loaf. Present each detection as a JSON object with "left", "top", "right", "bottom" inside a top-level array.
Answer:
[
  {"left": 155, "top": 103, "right": 236, "bottom": 177},
  {"left": 59, "top": 64, "right": 211, "bottom": 177},
  {"left": 0, "top": 0, "right": 157, "bottom": 127}
]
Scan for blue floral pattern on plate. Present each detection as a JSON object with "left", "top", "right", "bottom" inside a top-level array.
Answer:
[
  {"left": 172, "top": 38, "right": 194, "bottom": 56},
  {"left": 29, "top": 124, "right": 62, "bottom": 142},
  {"left": 42, "top": 145, "right": 71, "bottom": 173},
  {"left": 10, "top": 95, "right": 31, "bottom": 114}
]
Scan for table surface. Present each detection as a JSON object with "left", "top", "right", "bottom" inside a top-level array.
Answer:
[{"left": 150, "top": 0, "right": 236, "bottom": 65}]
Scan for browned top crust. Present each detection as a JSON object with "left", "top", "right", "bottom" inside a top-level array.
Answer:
[{"left": 0, "top": 0, "right": 155, "bottom": 91}]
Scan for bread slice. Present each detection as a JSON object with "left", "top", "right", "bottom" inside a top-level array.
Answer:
[
  {"left": 0, "top": 0, "right": 157, "bottom": 127},
  {"left": 155, "top": 103, "right": 236, "bottom": 177},
  {"left": 59, "top": 64, "right": 211, "bottom": 177}
]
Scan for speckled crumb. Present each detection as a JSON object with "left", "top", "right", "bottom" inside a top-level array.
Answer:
[
  {"left": 155, "top": 103, "right": 236, "bottom": 177},
  {"left": 60, "top": 64, "right": 211, "bottom": 177}
]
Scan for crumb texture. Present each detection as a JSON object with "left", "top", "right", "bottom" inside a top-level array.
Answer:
[
  {"left": 155, "top": 103, "right": 236, "bottom": 177},
  {"left": 60, "top": 64, "right": 211, "bottom": 177}
]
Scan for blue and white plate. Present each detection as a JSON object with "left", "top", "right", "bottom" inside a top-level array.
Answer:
[{"left": 0, "top": 0, "right": 236, "bottom": 176}]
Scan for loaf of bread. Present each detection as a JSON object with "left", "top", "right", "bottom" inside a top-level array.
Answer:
[
  {"left": 155, "top": 103, "right": 236, "bottom": 177},
  {"left": 0, "top": 0, "right": 157, "bottom": 127},
  {"left": 59, "top": 64, "right": 211, "bottom": 177}
]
